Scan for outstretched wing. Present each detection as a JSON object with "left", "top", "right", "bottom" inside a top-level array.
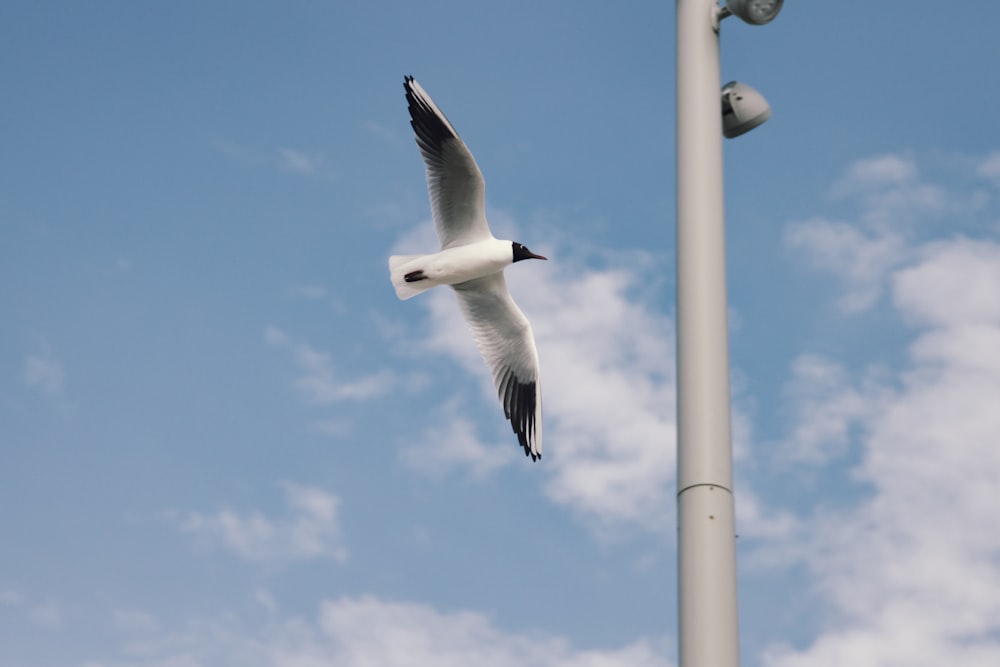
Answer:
[
  {"left": 452, "top": 273, "right": 542, "bottom": 460},
  {"left": 404, "top": 76, "right": 493, "bottom": 249}
]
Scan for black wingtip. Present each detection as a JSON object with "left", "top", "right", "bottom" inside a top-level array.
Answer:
[
  {"left": 403, "top": 74, "right": 461, "bottom": 155},
  {"left": 499, "top": 374, "right": 541, "bottom": 462}
]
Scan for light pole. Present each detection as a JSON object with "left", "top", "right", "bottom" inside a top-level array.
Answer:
[{"left": 675, "top": 1, "right": 782, "bottom": 666}]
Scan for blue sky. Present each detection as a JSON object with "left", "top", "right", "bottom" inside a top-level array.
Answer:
[{"left": 4, "top": 2, "right": 1000, "bottom": 665}]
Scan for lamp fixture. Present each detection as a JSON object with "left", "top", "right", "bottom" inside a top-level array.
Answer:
[
  {"left": 721, "top": 81, "right": 771, "bottom": 138},
  {"left": 720, "top": 0, "right": 784, "bottom": 26}
]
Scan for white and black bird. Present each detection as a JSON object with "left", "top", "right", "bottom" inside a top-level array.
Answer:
[{"left": 389, "top": 76, "right": 545, "bottom": 461}]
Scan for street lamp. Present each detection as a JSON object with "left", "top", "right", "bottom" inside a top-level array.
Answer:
[{"left": 675, "top": 1, "right": 782, "bottom": 667}]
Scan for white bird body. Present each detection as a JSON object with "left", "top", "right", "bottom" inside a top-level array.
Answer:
[
  {"left": 389, "top": 238, "right": 515, "bottom": 300},
  {"left": 389, "top": 76, "right": 545, "bottom": 461}
]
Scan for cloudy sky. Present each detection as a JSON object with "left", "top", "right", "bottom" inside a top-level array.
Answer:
[{"left": 4, "top": 2, "right": 1000, "bottom": 665}]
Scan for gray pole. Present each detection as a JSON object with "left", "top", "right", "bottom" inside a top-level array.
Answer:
[{"left": 675, "top": 0, "right": 740, "bottom": 665}]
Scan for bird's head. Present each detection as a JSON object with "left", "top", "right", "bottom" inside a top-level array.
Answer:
[{"left": 512, "top": 242, "right": 547, "bottom": 263}]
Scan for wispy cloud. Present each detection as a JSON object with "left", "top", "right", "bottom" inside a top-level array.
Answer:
[
  {"left": 212, "top": 137, "right": 335, "bottom": 179},
  {"left": 830, "top": 152, "right": 917, "bottom": 194},
  {"left": 776, "top": 354, "right": 889, "bottom": 464},
  {"left": 27, "top": 601, "right": 62, "bottom": 627},
  {"left": 112, "top": 609, "right": 161, "bottom": 635},
  {"left": 784, "top": 152, "right": 995, "bottom": 313},
  {"left": 172, "top": 482, "right": 348, "bottom": 565},
  {"left": 88, "top": 595, "right": 673, "bottom": 667},
  {"left": 265, "top": 326, "right": 394, "bottom": 405},
  {"left": 1, "top": 589, "right": 63, "bottom": 628},
  {"left": 829, "top": 152, "right": 950, "bottom": 229},
  {"left": 975, "top": 150, "right": 1000, "bottom": 188},
  {"left": 288, "top": 283, "right": 327, "bottom": 300},
  {"left": 23, "top": 344, "right": 66, "bottom": 397},
  {"left": 310, "top": 419, "right": 353, "bottom": 438},
  {"left": 363, "top": 120, "right": 398, "bottom": 144},
  {"left": 399, "top": 398, "right": 517, "bottom": 479},
  {"left": 312, "top": 596, "right": 672, "bottom": 667},
  {"left": 0, "top": 589, "right": 22, "bottom": 606},
  {"left": 276, "top": 147, "right": 326, "bottom": 175},
  {"left": 784, "top": 218, "right": 906, "bottom": 312}
]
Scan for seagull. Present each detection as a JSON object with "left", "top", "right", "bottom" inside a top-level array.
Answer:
[{"left": 389, "top": 76, "right": 546, "bottom": 461}]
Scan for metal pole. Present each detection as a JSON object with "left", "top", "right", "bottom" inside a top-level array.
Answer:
[{"left": 675, "top": 1, "right": 739, "bottom": 666}]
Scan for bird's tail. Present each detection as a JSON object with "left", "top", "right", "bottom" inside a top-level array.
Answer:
[{"left": 389, "top": 254, "right": 436, "bottom": 300}]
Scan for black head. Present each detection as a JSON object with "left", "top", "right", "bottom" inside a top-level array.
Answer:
[{"left": 512, "top": 242, "right": 547, "bottom": 263}]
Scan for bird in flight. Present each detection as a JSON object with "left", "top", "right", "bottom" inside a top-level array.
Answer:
[{"left": 389, "top": 76, "right": 546, "bottom": 461}]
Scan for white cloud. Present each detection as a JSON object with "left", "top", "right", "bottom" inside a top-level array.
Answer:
[
  {"left": 831, "top": 153, "right": 917, "bottom": 195},
  {"left": 113, "top": 609, "right": 162, "bottom": 635},
  {"left": 0, "top": 589, "right": 22, "bottom": 606},
  {"left": 211, "top": 136, "right": 261, "bottom": 166},
  {"left": 23, "top": 346, "right": 66, "bottom": 396},
  {"left": 892, "top": 237, "right": 1000, "bottom": 328},
  {"left": 976, "top": 150, "right": 1000, "bottom": 186},
  {"left": 296, "top": 367, "right": 393, "bottom": 404},
  {"left": 86, "top": 596, "right": 673, "bottom": 667},
  {"left": 784, "top": 152, "right": 997, "bottom": 313},
  {"left": 765, "top": 348, "right": 1000, "bottom": 665},
  {"left": 784, "top": 218, "right": 906, "bottom": 311},
  {"left": 1, "top": 589, "right": 67, "bottom": 631},
  {"left": 0, "top": 589, "right": 64, "bottom": 629},
  {"left": 211, "top": 138, "right": 334, "bottom": 178},
  {"left": 313, "top": 596, "right": 672, "bottom": 667},
  {"left": 174, "top": 482, "right": 347, "bottom": 565},
  {"left": 733, "top": 489, "right": 798, "bottom": 544},
  {"left": 266, "top": 326, "right": 394, "bottom": 405},
  {"left": 520, "top": 262, "right": 676, "bottom": 536},
  {"left": 28, "top": 600, "right": 62, "bottom": 627},
  {"left": 397, "top": 230, "right": 677, "bottom": 536},
  {"left": 310, "top": 419, "right": 353, "bottom": 437},
  {"left": 776, "top": 354, "right": 888, "bottom": 464},
  {"left": 288, "top": 284, "right": 327, "bottom": 300},
  {"left": 399, "top": 397, "right": 517, "bottom": 479},
  {"left": 276, "top": 148, "right": 326, "bottom": 175},
  {"left": 362, "top": 120, "right": 398, "bottom": 144},
  {"left": 762, "top": 185, "right": 1000, "bottom": 665},
  {"left": 829, "top": 153, "right": 950, "bottom": 229}
]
